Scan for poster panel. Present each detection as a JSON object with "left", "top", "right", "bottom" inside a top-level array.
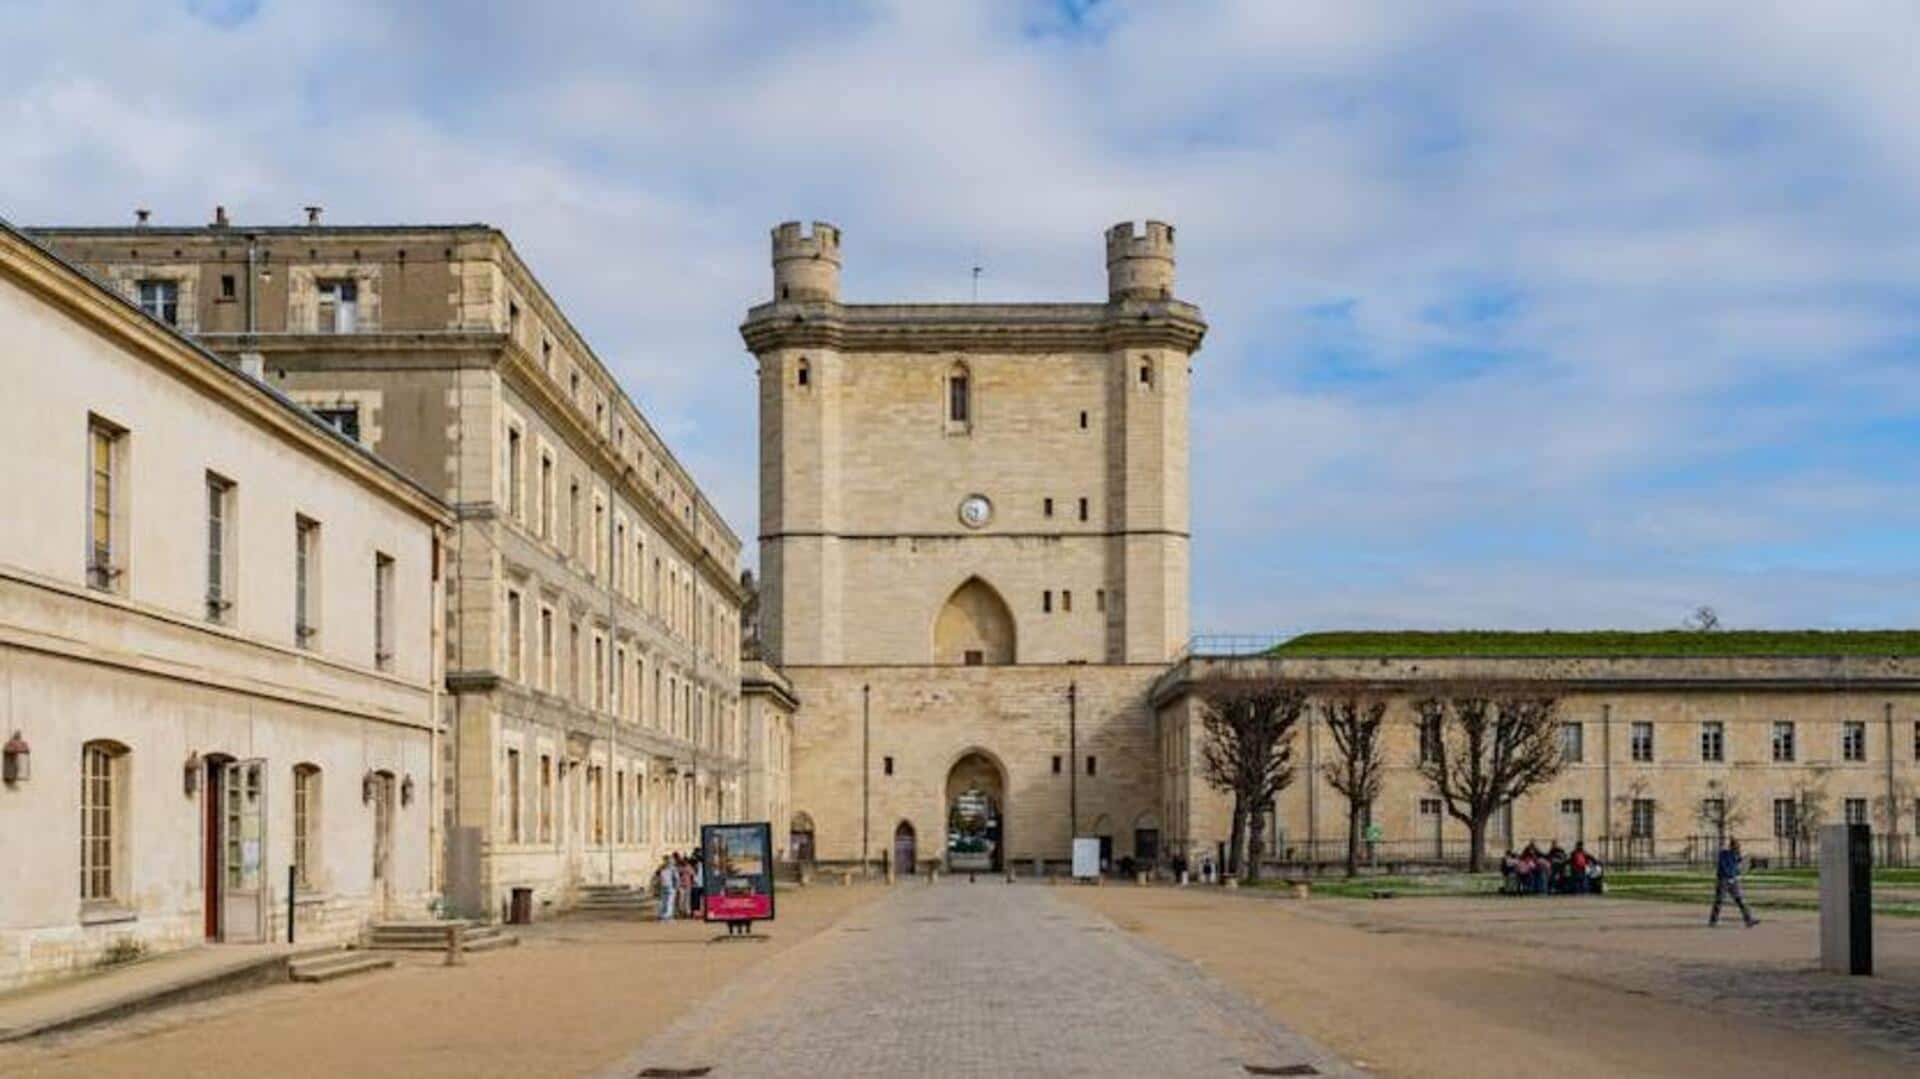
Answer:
[{"left": 702, "top": 821, "right": 776, "bottom": 922}]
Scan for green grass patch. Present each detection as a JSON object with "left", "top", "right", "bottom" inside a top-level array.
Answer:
[{"left": 1267, "top": 630, "right": 1920, "bottom": 658}]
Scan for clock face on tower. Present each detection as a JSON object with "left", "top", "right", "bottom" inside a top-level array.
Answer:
[{"left": 958, "top": 494, "right": 993, "bottom": 529}]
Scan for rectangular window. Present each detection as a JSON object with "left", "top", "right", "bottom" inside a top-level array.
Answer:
[
  {"left": 1772, "top": 721, "right": 1796, "bottom": 762},
  {"left": 317, "top": 278, "right": 358, "bottom": 333},
  {"left": 964, "top": 649, "right": 984, "bottom": 666},
  {"left": 1700, "top": 721, "right": 1725, "bottom": 763},
  {"left": 1418, "top": 797, "right": 1442, "bottom": 817},
  {"left": 1078, "top": 410, "right": 1088, "bottom": 429},
  {"left": 505, "top": 590, "right": 523, "bottom": 682},
  {"left": 1558, "top": 798, "right": 1584, "bottom": 842},
  {"left": 137, "top": 278, "right": 179, "bottom": 325},
  {"left": 1844, "top": 797, "right": 1868, "bottom": 826},
  {"left": 206, "top": 473, "right": 234, "bottom": 622},
  {"left": 539, "top": 607, "right": 555, "bottom": 691},
  {"left": 1062, "top": 590, "right": 1073, "bottom": 613},
  {"left": 569, "top": 622, "right": 580, "bottom": 701},
  {"left": 506, "top": 749, "right": 522, "bottom": 843},
  {"left": 1630, "top": 798, "right": 1656, "bottom": 839},
  {"left": 313, "top": 406, "right": 360, "bottom": 441},
  {"left": 614, "top": 645, "right": 626, "bottom": 717},
  {"left": 1630, "top": 721, "right": 1654, "bottom": 762},
  {"left": 292, "top": 765, "right": 318, "bottom": 889},
  {"left": 374, "top": 553, "right": 394, "bottom": 670},
  {"left": 1096, "top": 589, "right": 1106, "bottom": 613},
  {"left": 949, "top": 373, "right": 969, "bottom": 423},
  {"left": 506, "top": 426, "right": 523, "bottom": 519},
  {"left": 1077, "top": 497, "right": 1089, "bottom": 522},
  {"left": 539, "top": 755, "right": 554, "bottom": 842},
  {"left": 1418, "top": 716, "right": 1442, "bottom": 765},
  {"left": 1085, "top": 755, "right": 1097, "bottom": 777},
  {"left": 1842, "top": 721, "right": 1867, "bottom": 762},
  {"left": 1773, "top": 798, "right": 1798, "bottom": 838},
  {"left": 1559, "top": 722, "right": 1583, "bottom": 763},
  {"left": 593, "top": 635, "right": 606, "bottom": 712},
  {"left": 87, "top": 419, "right": 124, "bottom": 591},
  {"left": 1701, "top": 797, "right": 1727, "bottom": 837},
  {"left": 1052, "top": 755, "right": 1062, "bottom": 775},
  {"left": 538, "top": 454, "right": 554, "bottom": 539},
  {"left": 883, "top": 756, "right": 894, "bottom": 776},
  {"left": 220, "top": 273, "right": 236, "bottom": 300},
  {"left": 1042, "top": 590, "right": 1052, "bottom": 613},
  {"left": 80, "top": 743, "right": 121, "bottom": 902},
  {"left": 589, "top": 766, "right": 605, "bottom": 845},
  {"left": 569, "top": 480, "right": 582, "bottom": 559},
  {"left": 294, "top": 516, "right": 320, "bottom": 647},
  {"left": 1043, "top": 497, "right": 1054, "bottom": 518}
]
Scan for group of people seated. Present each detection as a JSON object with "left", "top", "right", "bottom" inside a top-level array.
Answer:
[{"left": 1501, "top": 841, "right": 1604, "bottom": 895}]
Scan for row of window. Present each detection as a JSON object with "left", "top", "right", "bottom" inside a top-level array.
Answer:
[
  {"left": 86, "top": 418, "right": 397, "bottom": 665},
  {"left": 503, "top": 421, "right": 733, "bottom": 666},
  {"left": 81, "top": 742, "right": 332, "bottom": 906},
  {"left": 499, "top": 748, "right": 705, "bottom": 848},
  {"left": 1040, "top": 497, "right": 1092, "bottom": 522},
  {"left": 1410, "top": 794, "right": 1904, "bottom": 840},
  {"left": 1038, "top": 588, "right": 1111, "bottom": 615},
  {"left": 137, "top": 277, "right": 360, "bottom": 333},
  {"left": 1553, "top": 719, "right": 1899, "bottom": 765},
  {"left": 501, "top": 587, "right": 736, "bottom": 753},
  {"left": 878, "top": 754, "right": 1099, "bottom": 777},
  {"left": 792, "top": 358, "right": 1157, "bottom": 429}
]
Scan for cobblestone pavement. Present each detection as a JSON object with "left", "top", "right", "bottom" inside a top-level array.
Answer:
[{"left": 608, "top": 879, "right": 1355, "bottom": 1078}]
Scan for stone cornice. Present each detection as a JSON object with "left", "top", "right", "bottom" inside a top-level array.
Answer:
[
  {"left": 740, "top": 299, "right": 1207, "bottom": 355},
  {"left": 1151, "top": 654, "right": 1920, "bottom": 707},
  {"left": 741, "top": 659, "right": 800, "bottom": 711}
]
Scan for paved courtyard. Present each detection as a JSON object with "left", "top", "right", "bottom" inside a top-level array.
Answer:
[{"left": 610, "top": 879, "right": 1354, "bottom": 1078}]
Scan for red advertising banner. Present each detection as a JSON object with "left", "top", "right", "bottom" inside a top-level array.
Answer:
[{"left": 702, "top": 821, "right": 776, "bottom": 923}]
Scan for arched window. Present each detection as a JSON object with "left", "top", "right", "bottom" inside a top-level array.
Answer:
[
  {"left": 80, "top": 740, "right": 130, "bottom": 904},
  {"left": 947, "top": 363, "right": 971, "bottom": 426},
  {"left": 292, "top": 763, "right": 322, "bottom": 891}
]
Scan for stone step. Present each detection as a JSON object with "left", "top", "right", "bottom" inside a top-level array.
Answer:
[
  {"left": 289, "top": 952, "right": 395, "bottom": 984},
  {"left": 363, "top": 930, "right": 518, "bottom": 953}
]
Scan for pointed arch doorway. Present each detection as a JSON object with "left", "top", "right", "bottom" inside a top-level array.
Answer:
[
  {"left": 946, "top": 751, "right": 1005, "bottom": 872},
  {"left": 893, "top": 821, "right": 917, "bottom": 875}
]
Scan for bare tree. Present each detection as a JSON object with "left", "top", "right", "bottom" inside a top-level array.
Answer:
[
  {"left": 1199, "top": 677, "right": 1305, "bottom": 884},
  {"left": 1695, "top": 778, "right": 1748, "bottom": 843},
  {"left": 1318, "top": 692, "right": 1388, "bottom": 877},
  {"left": 1412, "top": 685, "right": 1564, "bottom": 872},
  {"left": 1683, "top": 605, "right": 1721, "bottom": 632},
  {"left": 1783, "top": 767, "right": 1831, "bottom": 864}
]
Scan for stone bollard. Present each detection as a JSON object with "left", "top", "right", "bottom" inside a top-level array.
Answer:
[
  {"left": 841, "top": 870, "right": 854, "bottom": 887},
  {"left": 445, "top": 923, "right": 465, "bottom": 967},
  {"left": 799, "top": 865, "right": 812, "bottom": 888},
  {"left": 1224, "top": 876, "right": 1238, "bottom": 890},
  {"left": 929, "top": 867, "right": 939, "bottom": 884},
  {"left": 1135, "top": 871, "right": 1148, "bottom": 886},
  {"left": 1292, "top": 881, "right": 1311, "bottom": 900},
  {"left": 886, "top": 864, "right": 896, "bottom": 885}
]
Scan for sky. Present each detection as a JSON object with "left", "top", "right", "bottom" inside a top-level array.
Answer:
[{"left": 3, "top": 0, "right": 1916, "bottom": 636}]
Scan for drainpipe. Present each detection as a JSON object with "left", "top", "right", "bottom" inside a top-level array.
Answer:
[
  {"left": 245, "top": 236, "right": 257, "bottom": 335},
  {"left": 1305, "top": 705, "right": 1318, "bottom": 862},
  {"left": 1886, "top": 702, "right": 1897, "bottom": 835},
  {"left": 1601, "top": 703, "right": 1614, "bottom": 849},
  {"left": 605, "top": 469, "right": 618, "bottom": 885},
  {"left": 861, "top": 683, "right": 871, "bottom": 872}
]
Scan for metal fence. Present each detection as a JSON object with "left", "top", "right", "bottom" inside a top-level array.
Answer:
[{"left": 1249, "top": 832, "right": 1913, "bottom": 874}]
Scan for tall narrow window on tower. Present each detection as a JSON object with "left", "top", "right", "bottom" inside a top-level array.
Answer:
[
  {"left": 948, "top": 362, "right": 971, "bottom": 427},
  {"left": 796, "top": 357, "right": 810, "bottom": 387}
]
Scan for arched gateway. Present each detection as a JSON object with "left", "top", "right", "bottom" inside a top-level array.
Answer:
[{"left": 945, "top": 751, "right": 1006, "bottom": 872}]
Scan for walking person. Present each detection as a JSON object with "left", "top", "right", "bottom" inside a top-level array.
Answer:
[
  {"left": 677, "top": 853, "right": 694, "bottom": 917},
  {"left": 656, "top": 855, "right": 678, "bottom": 922},
  {"left": 691, "top": 850, "right": 706, "bottom": 918},
  {"left": 1710, "top": 838, "right": 1759, "bottom": 928}
]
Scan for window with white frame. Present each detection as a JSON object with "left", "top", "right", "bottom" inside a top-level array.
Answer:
[
  {"left": 317, "top": 278, "right": 358, "bottom": 333},
  {"left": 1700, "top": 721, "right": 1725, "bottom": 763},
  {"left": 374, "top": 553, "right": 394, "bottom": 670},
  {"left": 1559, "top": 722, "right": 1583, "bottom": 763},
  {"left": 295, "top": 516, "right": 321, "bottom": 647},
  {"left": 505, "top": 589, "right": 524, "bottom": 682},
  {"left": 1630, "top": 721, "right": 1654, "bottom": 762},
  {"left": 505, "top": 424, "right": 524, "bottom": 520},
  {"left": 506, "top": 748, "right": 523, "bottom": 843},
  {"left": 1842, "top": 721, "right": 1867, "bottom": 762},
  {"left": 293, "top": 764, "right": 321, "bottom": 889},
  {"left": 1630, "top": 798, "right": 1656, "bottom": 839},
  {"left": 137, "top": 279, "right": 179, "bottom": 325},
  {"left": 87, "top": 417, "right": 125, "bottom": 591},
  {"left": 1844, "top": 797, "right": 1868, "bottom": 826},
  {"left": 1771, "top": 721, "right": 1796, "bottom": 762},
  {"left": 1418, "top": 716, "right": 1442, "bottom": 765},
  {"left": 539, "top": 606, "right": 555, "bottom": 692},
  {"left": 80, "top": 740, "right": 129, "bottom": 904},
  {"left": 1772, "top": 797, "right": 1798, "bottom": 838},
  {"left": 206, "top": 473, "right": 234, "bottom": 622},
  {"left": 538, "top": 453, "right": 554, "bottom": 540}
]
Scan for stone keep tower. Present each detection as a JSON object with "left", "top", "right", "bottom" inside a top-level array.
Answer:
[{"left": 743, "top": 220, "right": 1206, "bottom": 668}]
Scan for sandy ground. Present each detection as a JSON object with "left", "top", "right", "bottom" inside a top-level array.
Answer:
[
  {"left": 0, "top": 885, "right": 879, "bottom": 1079},
  {"left": 1067, "top": 886, "right": 1920, "bottom": 1079}
]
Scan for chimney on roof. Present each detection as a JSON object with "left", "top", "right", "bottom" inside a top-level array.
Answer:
[
  {"left": 212, "top": 205, "right": 230, "bottom": 229},
  {"left": 134, "top": 208, "right": 151, "bottom": 228},
  {"left": 304, "top": 205, "right": 323, "bottom": 226}
]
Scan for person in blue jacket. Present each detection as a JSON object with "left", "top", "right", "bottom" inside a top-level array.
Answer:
[{"left": 1710, "top": 838, "right": 1759, "bottom": 928}]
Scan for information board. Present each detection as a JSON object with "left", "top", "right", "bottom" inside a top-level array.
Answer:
[
  {"left": 702, "top": 821, "right": 776, "bottom": 923},
  {"left": 1072, "top": 836, "right": 1102, "bottom": 879}
]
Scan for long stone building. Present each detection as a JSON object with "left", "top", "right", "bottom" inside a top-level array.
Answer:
[
  {"left": 35, "top": 212, "right": 784, "bottom": 921},
  {"left": 0, "top": 221, "right": 451, "bottom": 990}
]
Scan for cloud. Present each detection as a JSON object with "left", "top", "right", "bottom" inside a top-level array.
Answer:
[{"left": 2, "top": 1, "right": 1915, "bottom": 633}]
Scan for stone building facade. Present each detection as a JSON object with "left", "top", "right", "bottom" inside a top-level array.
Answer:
[
  {"left": 36, "top": 214, "right": 752, "bottom": 920},
  {"left": 0, "top": 223, "right": 451, "bottom": 990},
  {"left": 742, "top": 220, "right": 1205, "bottom": 871},
  {"left": 1155, "top": 652, "right": 1920, "bottom": 869}
]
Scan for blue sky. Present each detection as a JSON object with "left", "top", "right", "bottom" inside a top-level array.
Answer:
[{"left": 4, "top": 1, "right": 1916, "bottom": 634}]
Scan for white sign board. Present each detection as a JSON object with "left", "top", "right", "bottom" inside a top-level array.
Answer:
[{"left": 1072, "top": 837, "right": 1101, "bottom": 880}]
